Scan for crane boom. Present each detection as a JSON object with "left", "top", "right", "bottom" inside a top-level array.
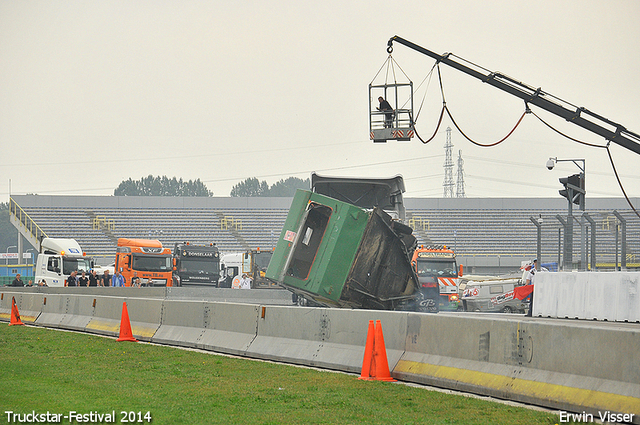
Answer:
[{"left": 387, "top": 36, "right": 640, "bottom": 155}]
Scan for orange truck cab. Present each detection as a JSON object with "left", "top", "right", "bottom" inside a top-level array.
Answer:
[
  {"left": 411, "top": 245, "right": 462, "bottom": 311},
  {"left": 115, "top": 238, "right": 173, "bottom": 287}
]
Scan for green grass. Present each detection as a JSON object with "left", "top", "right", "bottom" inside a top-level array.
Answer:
[{"left": 0, "top": 324, "right": 562, "bottom": 425}]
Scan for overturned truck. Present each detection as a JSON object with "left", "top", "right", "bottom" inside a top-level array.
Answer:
[{"left": 265, "top": 190, "right": 438, "bottom": 313}]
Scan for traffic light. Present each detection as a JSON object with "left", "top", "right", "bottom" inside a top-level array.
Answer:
[{"left": 559, "top": 173, "right": 585, "bottom": 210}]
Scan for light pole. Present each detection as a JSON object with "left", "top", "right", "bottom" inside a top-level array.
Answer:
[
  {"left": 26, "top": 249, "right": 36, "bottom": 264},
  {"left": 529, "top": 216, "right": 542, "bottom": 264},
  {"left": 6, "top": 246, "right": 17, "bottom": 265},
  {"left": 546, "top": 157, "right": 586, "bottom": 270}
]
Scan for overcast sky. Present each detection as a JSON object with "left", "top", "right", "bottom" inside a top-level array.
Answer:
[{"left": 1, "top": 0, "right": 639, "bottom": 200}]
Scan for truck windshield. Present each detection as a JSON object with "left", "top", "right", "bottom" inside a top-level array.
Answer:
[
  {"left": 417, "top": 258, "right": 457, "bottom": 278},
  {"left": 62, "top": 258, "right": 93, "bottom": 275},
  {"left": 254, "top": 252, "right": 272, "bottom": 271},
  {"left": 132, "top": 254, "right": 171, "bottom": 272},
  {"left": 179, "top": 258, "right": 220, "bottom": 274}
]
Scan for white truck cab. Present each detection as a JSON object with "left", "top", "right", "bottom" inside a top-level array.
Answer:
[
  {"left": 35, "top": 238, "right": 93, "bottom": 287},
  {"left": 218, "top": 253, "right": 243, "bottom": 288}
]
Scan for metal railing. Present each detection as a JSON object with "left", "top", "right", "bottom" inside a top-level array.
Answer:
[{"left": 9, "top": 197, "right": 48, "bottom": 246}]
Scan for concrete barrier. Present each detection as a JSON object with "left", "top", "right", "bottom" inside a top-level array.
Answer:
[
  {"left": 15, "top": 293, "right": 44, "bottom": 323},
  {"left": 535, "top": 272, "right": 640, "bottom": 322},
  {"left": 314, "top": 308, "right": 407, "bottom": 373},
  {"left": 196, "top": 302, "right": 260, "bottom": 356},
  {"left": 84, "top": 296, "right": 125, "bottom": 337},
  {"left": 86, "top": 296, "right": 163, "bottom": 341},
  {"left": 0, "top": 292, "right": 43, "bottom": 323},
  {"left": 245, "top": 306, "right": 407, "bottom": 373},
  {"left": 393, "top": 313, "right": 640, "bottom": 422},
  {"left": 152, "top": 300, "right": 261, "bottom": 355},
  {"left": 121, "top": 298, "right": 163, "bottom": 340},
  {"left": 36, "top": 294, "right": 74, "bottom": 328},
  {"left": 59, "top": 295, "right": 97, "bottom": 331},
  {"left": 0, "top": 292, "right": 11, "bottom": 320},
  {"left": 166, "top": 287, "right": 293, "bottom": 306},
  {"left": 0, "top": 286, "right": 168, "bottom": 297},
  {"left": 152, "top": 300, "right": 208, "bottom": 347},
  {"left": 245, "top": 305, "right": 325, "bottom": 365}
]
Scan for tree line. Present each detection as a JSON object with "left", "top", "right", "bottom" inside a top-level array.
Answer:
[
  {"left": 114, "top": 176, "right": 213, "bottom": 196},
  {"left": 114, "top": 175, "right": 310, "bottom": 197}
]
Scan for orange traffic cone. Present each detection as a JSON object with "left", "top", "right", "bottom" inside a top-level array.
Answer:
[
  {"left": 9, "top": 297, "right": 24, "bottom": 326},
  {"left": 116, "top": 302, "right": 137, "bottom": 342},
  {"left": 358, "top": 320, "right": 376, "bottom": 380},
  {"left": 359, "top": 320, "right": 396, "bottom": 382},
  {"left": 372, "top": 320, "right": 396, "bottom": 382}
]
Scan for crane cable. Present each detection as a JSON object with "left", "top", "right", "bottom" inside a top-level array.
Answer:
[
  {"left": 445, "top": 106, "right": 527, "bottom": 148},
  {"left": 370, "top": 55, "right": 412, "bottom": 89},
  {"left": 414, "top": 63, "right": 527, "bottom": 147},
  {"left": 409, "top": 59, "right": 638, "bottom": 216},
  {"left": 412, "top": 63, "right": 445, "bottom": 144},
  {"left": 531, "top": 110, "right": 639, "bottom": 219}
]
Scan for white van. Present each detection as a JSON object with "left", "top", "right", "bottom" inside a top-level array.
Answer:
[{"left": 460, "top": 278, "right": 529, "bottom": 313}]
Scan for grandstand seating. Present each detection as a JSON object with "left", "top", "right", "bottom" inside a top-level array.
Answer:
[{"left": 10, "top": 195, "right": 640, "bottom": 269}]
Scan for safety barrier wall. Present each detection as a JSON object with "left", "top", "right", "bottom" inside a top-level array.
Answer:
[
  {"left": 86, "top": 297, "right": 164, "bottom": 340},
  {"left": 165, "top": 287, "right": 292, "bottom": 305},
  {"left": 58, "top": 294, "right": 96, "bottom": 331},
  {"left": 0, "top": 292, "right": 44, "bottom": 324},
  {"left": 535, "top": 272, "right": 640, "bottom": 321},
  {"left": 37, "top": 294, "right": 72, "bottom": 328},
  {"left": 0, "top": 286, "right": 293, "bottom": 305},
  {"left": 1, "top": 288, "right": 638, "bottom": 422},
  {"left": 151, "top": 301, "right": 260, "bottom": 356},
  {"left": 195, "top": 302, "right": 260, "bottom": 356},
  {"left": 394, "top": 313, "right": 640, "bottom": 420},
  {"left": 152, "top": 300, "right": 209, "bottom": 347}
]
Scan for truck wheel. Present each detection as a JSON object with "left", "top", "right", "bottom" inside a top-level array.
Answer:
[{"left": 502, "top": 306, "right": 513, "bottom": 314}]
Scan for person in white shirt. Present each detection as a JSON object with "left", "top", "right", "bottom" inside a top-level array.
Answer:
[
  {"left": 525, "top": 259, "right": 538, "bottom": 285},
  {"left": 525, "top": 259, "right": 537, "bottom": 316},
  {"left": 239, "top": 274, "right": 252, "bottom": 290}
]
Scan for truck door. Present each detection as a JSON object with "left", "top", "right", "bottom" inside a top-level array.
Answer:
[
  {"left": 242, "top": 253, "right": 251, "bottom": 274},
  {"left": 47, "top": 256, "right": 61, "bottom": 274}
]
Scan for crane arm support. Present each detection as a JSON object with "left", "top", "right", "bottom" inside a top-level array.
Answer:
[{"left": 388, "top": 36, "right": 640, "bottom": 155}]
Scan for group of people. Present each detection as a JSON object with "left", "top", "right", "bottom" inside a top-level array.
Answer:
[
  {"left": 9, "top": 274, "right": 47, "bottom": 287},
  {"left": 6, "top": 269, "right": 140, "bottom": 288},
  {"left": 65, "top": 269, "right": 125, "bottom": 287}
]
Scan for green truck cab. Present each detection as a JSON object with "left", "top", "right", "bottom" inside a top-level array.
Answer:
[{"left": 266, "top": 190, "right": 438, "bottom": 313}]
